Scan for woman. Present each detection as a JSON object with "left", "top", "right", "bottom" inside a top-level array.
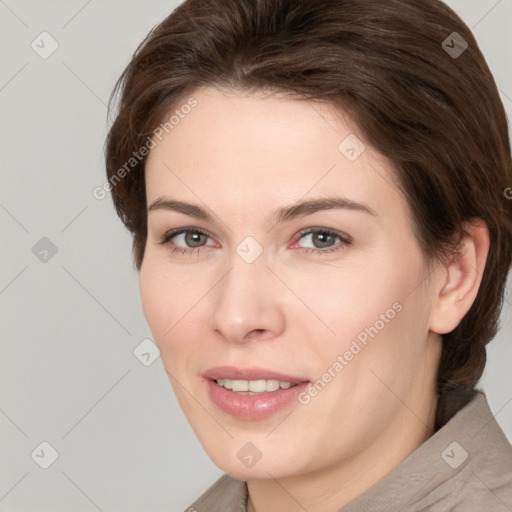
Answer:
[{"left": 104, "top": 0, "right": 512, "bottom": 510}]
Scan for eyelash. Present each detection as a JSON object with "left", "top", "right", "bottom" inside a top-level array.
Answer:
[{"left": 158, "top": 227, "right": 352, "bottom": 256}]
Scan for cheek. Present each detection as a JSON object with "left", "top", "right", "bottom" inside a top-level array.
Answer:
[
  {"left": 291, "top": 249, "right": 426, "bottom": 363},
  {"left": 139, "top": 255, "right": 183, "bottom": 343},
  {"left": 281, "top": 258, "right": 393, "bottom": 336},
  {"left": 139, "top": 255, "right": 207, "bottom": 367},
  {"left": 139, "top": 259, "right": 164, "bottom": 334}
]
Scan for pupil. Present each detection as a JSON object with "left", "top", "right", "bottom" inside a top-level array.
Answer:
[
  {"left": 314, "top": 232, "right": 334, "bottom": 248},
  {"left": 186, "top": 231, "right": 205, "bottom": 247}
]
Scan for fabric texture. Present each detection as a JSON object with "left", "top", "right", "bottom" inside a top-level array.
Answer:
[{"left": 185, "top": 391, "right": 512, "bottom": 511}]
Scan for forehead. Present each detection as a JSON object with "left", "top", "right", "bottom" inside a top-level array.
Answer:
[{"left": 144, "top": 85, "right": 406, "bottom": 223}]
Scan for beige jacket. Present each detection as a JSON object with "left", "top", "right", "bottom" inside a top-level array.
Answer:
[{"left": 186, "top": 392, "right": 512, "bottom": 511}]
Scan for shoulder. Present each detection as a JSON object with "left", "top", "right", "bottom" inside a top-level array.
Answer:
[
  {"left": 433, "top": 393, "right": 512, "bottom": 511},
  {"left": 444, "top": 471, "right": 512, "bottom": 511},
  {"left": 185, "top": 474, "right": 247, "bottom": 512},
  {"left": 339, "top": 392, "right": 512, "bottom": 512}
]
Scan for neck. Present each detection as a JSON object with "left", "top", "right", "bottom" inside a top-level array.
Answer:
[{"left": 246, "top": 393, "right": 438, "bottom": 512}]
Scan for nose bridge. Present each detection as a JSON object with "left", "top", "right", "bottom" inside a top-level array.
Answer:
[{"left": 209, "top": 243, "right": 284, "bottom": 342}]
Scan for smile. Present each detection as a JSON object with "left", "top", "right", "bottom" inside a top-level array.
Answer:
[
  {"left": 204, "top": 366, "right": 310, "bottom": 419},
  {"left": 215, "top": 378, "right": 298, "bottom": 394}
]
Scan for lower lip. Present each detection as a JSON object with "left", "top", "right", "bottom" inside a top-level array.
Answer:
[{"left": 206, "top": 379, "right": 310, "bottom": 420}]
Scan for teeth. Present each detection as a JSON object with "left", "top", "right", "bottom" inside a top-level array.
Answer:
[
  {"left": 215, "top": 378, "right": 297, "bottom": 393},
  {"left": 248, "top": 380, "right": 266, "bottom": 392}
]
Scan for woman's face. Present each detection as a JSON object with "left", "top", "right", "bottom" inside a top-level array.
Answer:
[{"left": 140, "top": 85, "right": 443, "bottom": 480}]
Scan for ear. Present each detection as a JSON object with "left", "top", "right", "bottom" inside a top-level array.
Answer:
[{"left": 429, "top": 219, "right": 490, "bottom": 335}]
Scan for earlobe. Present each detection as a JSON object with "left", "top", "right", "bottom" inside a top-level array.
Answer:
[{"left": 429, "top": 219, "right": 490, "bottom": 335}]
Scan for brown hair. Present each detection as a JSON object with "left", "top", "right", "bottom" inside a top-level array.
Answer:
[{"left": 104, "top": 0, "right": 512, "bottom": 429}]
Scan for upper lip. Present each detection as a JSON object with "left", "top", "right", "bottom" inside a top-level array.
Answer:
[{"left": 204, "top": 366, "right": 309, "bottom": 383}]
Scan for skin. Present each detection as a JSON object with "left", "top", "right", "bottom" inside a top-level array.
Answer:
[{"left": 140, "top": 85, "right": 489, "bottom": 512}]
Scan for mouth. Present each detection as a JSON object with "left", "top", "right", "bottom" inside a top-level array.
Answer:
[
  {"left": 203, "top": 366, "right": 308, "bottom": 390},
  {"left": 203, "top": 366, "right": 310, "bottom": 419},
  {"left": 214, "top": 378, "right": 299, "bottom": 394}
]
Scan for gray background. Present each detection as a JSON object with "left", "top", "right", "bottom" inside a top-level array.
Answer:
[{"left": 0, "top": 1, "right": 511, "bottom": 511}]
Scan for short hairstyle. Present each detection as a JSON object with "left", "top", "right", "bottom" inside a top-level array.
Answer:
[{"left": 104, "top": 0, "right": 512, "bottom": 430}]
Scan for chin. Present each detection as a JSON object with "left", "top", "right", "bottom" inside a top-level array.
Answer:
[{"left": 206, "top": 446, "right": 298, "bottom": 480}]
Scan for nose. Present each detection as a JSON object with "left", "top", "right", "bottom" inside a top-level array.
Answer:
[{"left": 209, "top": 249, "right": 286, "bottom": 344}]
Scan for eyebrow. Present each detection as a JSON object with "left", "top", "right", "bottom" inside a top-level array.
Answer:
[{"left": 147, "top": 196, "right": 377, "bottom": 223}]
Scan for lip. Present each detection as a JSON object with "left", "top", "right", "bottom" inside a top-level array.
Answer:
[
  {"left": 204, "top": 366, "right": 310, "bottom": 420},
  {"left": 203, "top": 366, "right": 308, "bottom": 383}
]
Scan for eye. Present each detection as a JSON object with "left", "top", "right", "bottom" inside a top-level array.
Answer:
[
  {"left": 158, "top": 227, "right": 352, "bottom": 256},
  {"left": 294, "top": 228, "right": 352, "bottom": 254},
  {"left": 158, "top": 227, "right": 215, "bottom": 255}
]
